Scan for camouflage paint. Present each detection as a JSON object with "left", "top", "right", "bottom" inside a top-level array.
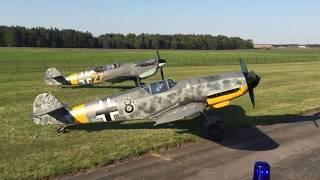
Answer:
[
  {"left": 44, "top": 58, "right": 165, "bottom": 86},
  {"left": 33, "top": 72, "right": 248, "bottom": 125}
]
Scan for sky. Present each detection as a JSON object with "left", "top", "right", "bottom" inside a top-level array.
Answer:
[{"left": 0, "top": 0, "right": 319, "bottom": 44}]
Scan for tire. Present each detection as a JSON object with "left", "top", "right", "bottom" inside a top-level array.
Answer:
[{"left": 205, "top": 124, "right": 224, "bottom": 142}]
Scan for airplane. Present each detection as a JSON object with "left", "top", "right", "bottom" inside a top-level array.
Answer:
[
  {"left": 32, "top": 59, "right": 260, "bottom": 141},
  {"left": 45, "top": 50, "right": 167, "bottom": 87}
]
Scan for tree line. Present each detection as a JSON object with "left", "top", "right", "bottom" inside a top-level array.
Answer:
[
  {"left": 0, "top": 26, "right": 253, "bottom": 49},
  {"left": 0, "top": 26, "right": 98, "bottom": 48}
]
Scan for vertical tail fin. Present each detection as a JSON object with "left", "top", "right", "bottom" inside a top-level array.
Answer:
[
  {"left": 45, "top": 68, "right": 70, "bottom": 85},
  {"left": 32, "top": 93, "right": 73, "bottom": 125}
]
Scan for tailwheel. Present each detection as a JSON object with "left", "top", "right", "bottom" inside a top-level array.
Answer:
[
  {"left": 57, "top": 126, "right": 66, "bottom": 134},
  {"left": 205, "top": 123, "right": 224, "bottom": 142}
]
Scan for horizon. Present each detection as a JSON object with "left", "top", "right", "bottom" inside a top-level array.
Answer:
[{"left": 1, "top": 0, "right": 319, "bottom": 44}]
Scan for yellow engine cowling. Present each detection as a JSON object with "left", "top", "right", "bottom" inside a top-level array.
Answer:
[{"left": 207, "top": 85, "right": 248, "bottom": 109}]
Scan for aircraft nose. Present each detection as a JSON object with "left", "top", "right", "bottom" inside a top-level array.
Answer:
[
  {"left": 246, "top": 71, "right": 261, "bottom": 89},
  {"left": 240, "top": 59, "right": 261, "bottom": 109},
  {"left": 158, "top": 59, "right": 167, "bottom": 64},
  {"left": 158, "top": 58, "right": 167, "bottom": 67}
]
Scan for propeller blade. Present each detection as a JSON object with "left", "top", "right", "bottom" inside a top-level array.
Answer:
[
  {"left": 249, "top": 89, "right": 255, "bottom": 109},
  {"left": 240, "top": 58, "right": 248, "bottom": 74},
  {"left": 160, "top": 67, "right": 164, "bottom": 80},
  {"left": 156, "top": 49, "right": 160, "bottom": 59},
  {"left": 239, "top": 59, "right": 260, "bottom": 109}
]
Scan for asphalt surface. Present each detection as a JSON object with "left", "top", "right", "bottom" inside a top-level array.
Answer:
[{"left": 61, "top": 111, "right": 320, "bottom": 180}]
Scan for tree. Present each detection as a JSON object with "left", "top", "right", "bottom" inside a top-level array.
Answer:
[{"left": 0, "top": 25, "right": 254, "bottom": 49}]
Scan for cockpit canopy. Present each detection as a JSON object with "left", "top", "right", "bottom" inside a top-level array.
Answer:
[
  {"left": 143, "top": 79, "right": 177, "bottom": 94},
  {"left": 93, "top": 63, "right": 120, "bottom": 72}
]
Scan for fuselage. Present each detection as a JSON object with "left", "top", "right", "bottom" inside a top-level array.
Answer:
[
  {"left": 65, "top": 59, "right": 161, "bottom": 86},
  {"left": 68, "top": 72, "right": 247, "bottom": 124}
]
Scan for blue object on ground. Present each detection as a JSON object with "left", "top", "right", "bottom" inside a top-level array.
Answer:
[{"left": 253, "top": 161, "right": 270, "bottom": 180}]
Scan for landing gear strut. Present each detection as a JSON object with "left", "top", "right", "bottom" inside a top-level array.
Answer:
[
  {"left": 202, "top": 111, "right": 224, "bottom": 142},
  {"left": 204, "top": 123, "right": 224, "bottom": 142},
  {"left": 134, "top": 76, "right": 142, "bottom": 87}
]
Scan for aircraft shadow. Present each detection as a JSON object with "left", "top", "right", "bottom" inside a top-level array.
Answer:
[
  {"left": 61, "top": 85, "right": 136, "bottom": 90},
  {"left": 66, "top": 105, "right": 320, "bottom": 151}
]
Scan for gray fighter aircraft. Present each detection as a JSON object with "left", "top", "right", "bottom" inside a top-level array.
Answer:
[
  {"left": 32, "top": 59, "right": 260, "bottom": 141},
  {"left": 45, "top": 50, "right": 167, "bottom": 87}
]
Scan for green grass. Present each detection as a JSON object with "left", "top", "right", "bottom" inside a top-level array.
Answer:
[
  {"left": 0, "top": 47, "right": 320, "bottom": 72},
  {"left": 1, "top": 48, "right": 320, "bottom": 179}
]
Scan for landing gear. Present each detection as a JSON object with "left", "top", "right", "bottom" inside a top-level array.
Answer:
[
  {"left": 204, "top": 123, "right": 224, "bottom": 142},
  {"left": 202, "top": 111, "right": 224, "bottom": 142},
  {"left": 57, "top": 126, "right": 66, "bottom": 134},
  {"left": 133, "top": 77, "right": 142, "bottom": 87}
]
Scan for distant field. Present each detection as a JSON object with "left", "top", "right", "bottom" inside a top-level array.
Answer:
[
  {"left": 1, "top": 48, "right": 320, "bottom": 179},
  {"left": 0, "top": 47, "right": 319, "bottom": 72}
]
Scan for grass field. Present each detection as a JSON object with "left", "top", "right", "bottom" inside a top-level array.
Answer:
[
  {"left": 1, "top": 48, "right": 320, "bottom": 179},
  {"left": 0, "top": 47, "right": 320, "bottom": 72}
]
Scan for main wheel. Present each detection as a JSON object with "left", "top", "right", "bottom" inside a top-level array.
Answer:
[{"left": 205, "top": 123, "right": 224, "bottom": 142}]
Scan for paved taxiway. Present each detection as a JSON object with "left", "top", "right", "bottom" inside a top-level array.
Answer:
[{"left": 62, "top": 111, "right": 320, "bottom": 180}]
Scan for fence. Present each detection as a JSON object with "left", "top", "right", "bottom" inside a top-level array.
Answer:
[{"left": 0, "top": 55, "right": 319, "bottom": 73}]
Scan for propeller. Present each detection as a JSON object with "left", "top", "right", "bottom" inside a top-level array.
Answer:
[
  {"left": 240, "top": 58, "right": 261, "bottom": 109},
  {"left": 156, "top": 49, "right": 167, "bottom": 80}
]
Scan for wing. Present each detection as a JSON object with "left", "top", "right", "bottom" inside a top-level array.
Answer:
[{"left": 152, "top": 102, "right": 206, "bottom": 126}]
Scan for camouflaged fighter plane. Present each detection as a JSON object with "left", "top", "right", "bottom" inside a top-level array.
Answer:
[
  {"left": 32, "top": 59, "right": 260, "bottom": 141},
  {"left": 45, "top": 50, "right": 167, "bottom": 87}
]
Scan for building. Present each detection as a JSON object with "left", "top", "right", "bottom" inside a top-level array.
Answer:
[{"left": 253, "top": 44, "right": 273, "bottom": 49}]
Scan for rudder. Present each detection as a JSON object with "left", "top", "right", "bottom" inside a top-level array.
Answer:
[
  {"left": 45, "top": 67, "right": 70, "bottom": 85},
  {"left": 32, "top": 93, "right": 73, "bottom": 125}
]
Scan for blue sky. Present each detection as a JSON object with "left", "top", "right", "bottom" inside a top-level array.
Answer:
[{"left": 0, "top": 0, "right": 319, "bottom": 44}]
